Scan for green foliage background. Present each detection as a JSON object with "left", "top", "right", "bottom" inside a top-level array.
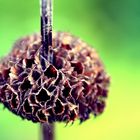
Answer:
[{"left": 0, "top": 0, "right": 140, "bottom": 140}]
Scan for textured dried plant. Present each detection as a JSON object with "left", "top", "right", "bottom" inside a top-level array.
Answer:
[{"left": 0, "top": 32, "right": 109, "bottom": 123}]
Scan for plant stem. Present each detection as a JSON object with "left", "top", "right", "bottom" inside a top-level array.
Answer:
[
  {"left": 40, "top": 1, "right": 54, "bottom": 140},
  {"left": 41, "top": 123, "right": 54, "bottom": 140},
  {"left": 40, "top": 0, "right": 53, "bottom": 63}
]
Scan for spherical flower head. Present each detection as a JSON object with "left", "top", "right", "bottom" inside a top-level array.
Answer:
[{"left": 0, "top": 32, "right": 110, "bottom": 123}]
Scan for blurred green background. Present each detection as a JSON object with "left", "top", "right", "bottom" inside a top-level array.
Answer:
[{"left": 0, "top": 0, "right": 140, "bottom": 140}]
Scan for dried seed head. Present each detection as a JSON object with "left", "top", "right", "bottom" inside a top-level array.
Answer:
[{"left": 0, "top": 32, "right": 110, "bottom": 123}]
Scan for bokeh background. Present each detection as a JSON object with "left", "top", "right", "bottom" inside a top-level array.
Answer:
[{"left": 0, "top": 0, "right": 140, "bottom": 140}]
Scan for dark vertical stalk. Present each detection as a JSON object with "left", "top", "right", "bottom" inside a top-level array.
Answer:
[
  {"left": 40, "top": 0, "right": 53, "bottom": 64},
  {"left": 40, "top": 0, "right": 54, "bottom": 140},
  {"left": 41, "top": 123, "right": 54, "bottom": 140}
]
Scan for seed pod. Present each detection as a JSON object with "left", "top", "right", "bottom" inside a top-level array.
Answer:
[{"left": 0, "top": 32, "right": 110, "bottom": 123}]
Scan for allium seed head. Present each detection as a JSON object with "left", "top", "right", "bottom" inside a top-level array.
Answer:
[{"left": 0, "top": 32, "right": 110, "bottom": 123}]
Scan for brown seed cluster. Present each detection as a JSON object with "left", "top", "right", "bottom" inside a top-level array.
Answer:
[{"left": 0, "top": 32, "right": 110, "bottom": 123}]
